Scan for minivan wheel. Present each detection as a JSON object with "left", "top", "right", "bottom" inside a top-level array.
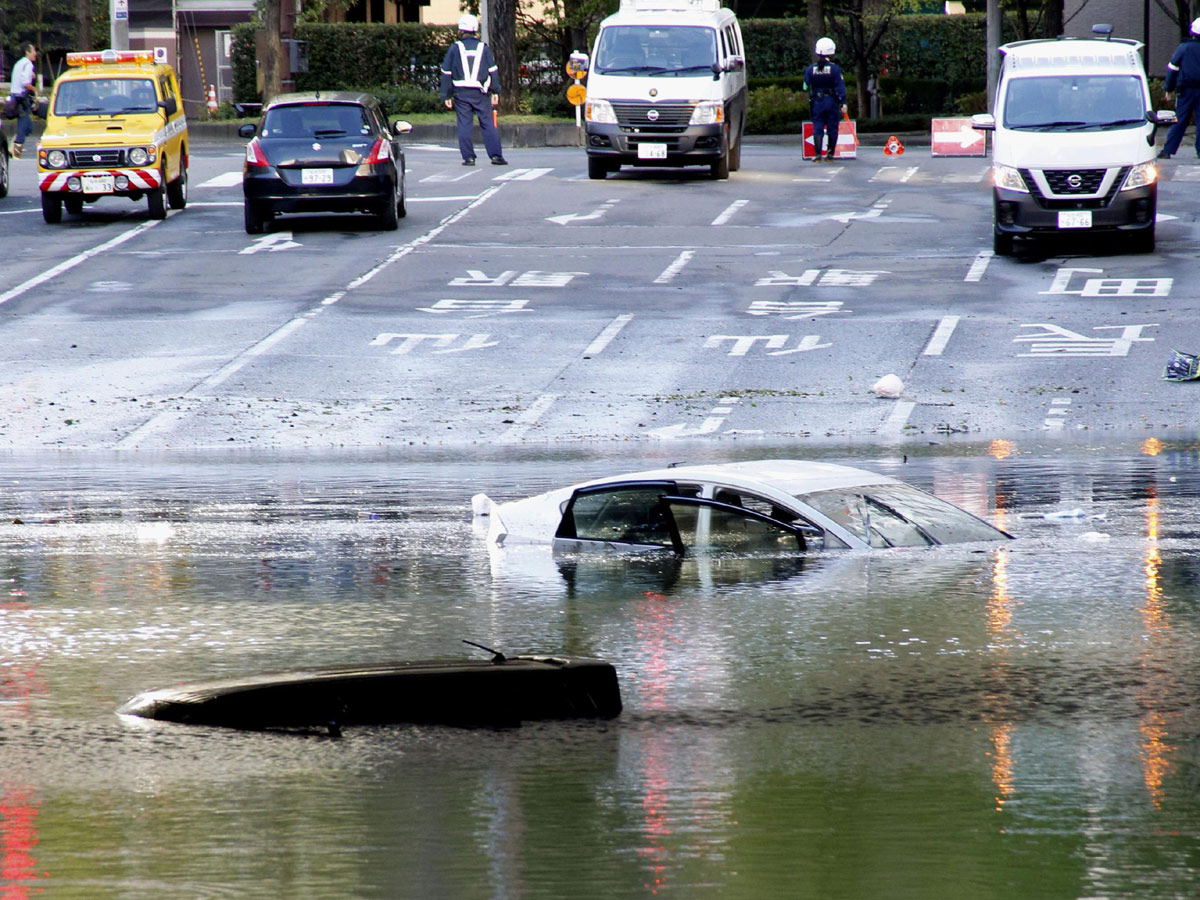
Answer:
[
  {"left": 1133, "top": 225, "right": 1155, "bottom": 254},
  {"left": 993, "top": 228, "right": 1014, "bottom": 257},
  {"left": 588, "top": 157, "right": 608, "bottom": 180},
  {"left": 41, "top": 192, "right": 63, "bottom": 224},
  {"left": 728, "top": 129, "right": 742, "bottom": 172},
  {"left": 147, "top": 166, "right": 167, "bottom": 220},
  {"left": 167, "top": 155, "right": 188, "bottom": 210},
  {"left": 711, "top": 147, "right": 730, "bottom": 180}
]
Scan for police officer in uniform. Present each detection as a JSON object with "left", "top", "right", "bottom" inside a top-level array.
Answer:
[
  {"left": 804, "top": 37, "right": 847, "bottom": 162},
  {"left": 1160, "top": 18, "right": 1200, "bottom": 159},
  {"left": 440, "top": 14, "right": 507, "bottom": 166}
]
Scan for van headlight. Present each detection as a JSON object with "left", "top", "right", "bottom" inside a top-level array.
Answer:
[
  {"left": 993, "top": 165, "right": 1028, "bottom": 193},
  {"left": 1121, "top": 161, "right": 1157, "bottom": 191},
  {"left": 128, "top": 147, "right": 150, "bottom": 166},
  {"left": 689, "top": 101, "right": 724, "bottom": 125},
  {"left": 586, "top": 99, "right": 616, "bottom": 125},
  {"left": 45, "top": 149, "right": 68, "bottom": 169}
]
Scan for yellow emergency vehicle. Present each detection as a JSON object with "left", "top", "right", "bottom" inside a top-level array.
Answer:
[{"left": 38, "top": 49, "right": 188, "bottom": 224}]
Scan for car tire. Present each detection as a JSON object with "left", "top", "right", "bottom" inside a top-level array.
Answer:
[
  {"left": 993, "top": 227, "right": 1014, "bottom": 257},
  {"left": 244, "top": 201, "right": 264, "bottom": 234},
  {"left": 397, "top": 167, "right": 407, "bottom": 219},
  {"left": 711, "top": 145, "right": 730, "bottom": 180},
  {"left": 379, "top": 182, "right": 399, "bottom": 231},
  {"left": 147, "top": 167, "right": 167, "bottom": 220},
  {"left": 65, "top": 195, "right": 84, "bottom": 215},
  {"left": 1133, "top": 224, "right": 1155, "bottom": 254},
  {"left": 588, "top": 158, "right": 608, "bottom": 180},
  {"left": 167, "top": 154, "right": 188, "bottom": 210},
  {"left": 728, "top": 128, "right": 742, "bottom": 172},
  {"left": 41, "top": 193, "right": 62, "bottom": 224},
  {"left": 0, "top": 147, "right": 9, "bottom": 199}
]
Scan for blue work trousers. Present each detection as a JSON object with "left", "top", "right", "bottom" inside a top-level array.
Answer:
[
  {"left": 452, "top": 89, "right": 502, "bottom": 161},
  {"left": 13, "top": 93, "right": 34, "bottom": 145},
  {"left": 1163, "top": 87, "right": 1200, "bottom": 156},
  {"left": 812, "top": 96, "right": 841, "bottom": 158}
]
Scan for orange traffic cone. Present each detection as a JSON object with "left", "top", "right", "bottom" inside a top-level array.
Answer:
[
  {"left": 206, "top": 84, "right": 218, "bottom": 117},
  {"left": 883, "top": 134, "right": 905, "bottom": 156}
]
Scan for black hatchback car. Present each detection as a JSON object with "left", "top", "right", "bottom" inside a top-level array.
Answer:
[{"left": 239, "top": 92, "right": 410, "bottom": 233}]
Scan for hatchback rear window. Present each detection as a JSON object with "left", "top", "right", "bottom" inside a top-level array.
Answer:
[{"left": 263, "top": 103, "right": 372, "bottom": 138}]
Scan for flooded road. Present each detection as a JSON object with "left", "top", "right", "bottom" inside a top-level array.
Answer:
[{"left": 1, "top": 443, "right": 1199, "bottom": 899}]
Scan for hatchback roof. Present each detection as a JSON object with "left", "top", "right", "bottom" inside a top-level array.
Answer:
[{"left": 265, "top": 91, "right": 379, "bottom": 108}]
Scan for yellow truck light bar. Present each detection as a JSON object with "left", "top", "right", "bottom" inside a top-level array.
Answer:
[{"left": 66, "top": 49, "right": 155, "bottom": 66}]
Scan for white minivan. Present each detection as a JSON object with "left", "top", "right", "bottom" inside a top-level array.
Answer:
[
  {"left": 972, "top": 25, "right": 1176, "bottom": 255},
  {"left": 583, "top": 0, "right": 746, "bottom": 180}
]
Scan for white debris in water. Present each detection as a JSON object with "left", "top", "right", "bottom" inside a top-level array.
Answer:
[
  {"left": 872, "top": 374, "right": 904, "bottom": 399},
  {"left": 471, "top": 493, "right": 493, "bottom": 516}
]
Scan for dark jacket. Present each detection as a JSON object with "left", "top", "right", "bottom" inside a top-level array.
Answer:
[
  {"left": 803, "top": 60, "right": 846, "bottom": 106},
  {"left": 440, "top": 37, "right": 501, "bottom": 100},
  {"left": 1165, "top": 37, "right": 1200, "bottom": 92}
]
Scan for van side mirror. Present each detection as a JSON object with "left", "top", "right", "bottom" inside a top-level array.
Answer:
[
  {"left": 392, "top": 119, "right": 412, "bottom": 136},
  {"left": 158, "top": 96, "right": 177, "bottom": 116},
  {"left": 727, "top": 55, "right": 745, "bottom": 73},
  {"left": 970, "top": 113, "right": 996, "bottom": 131},
  {"left": 238, "top": 123, "right": 257, "bottom": 138},
  {"left": 1151, "top": 109, "right": 1177, "bottom": 125}
]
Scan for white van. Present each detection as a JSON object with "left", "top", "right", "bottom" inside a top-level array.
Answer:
[
  {"left": 583, "top": 0, "right": 746, "bottom": 180},
  {"left": 972, "top": 25, "right": 1176, "bottom": 255}
]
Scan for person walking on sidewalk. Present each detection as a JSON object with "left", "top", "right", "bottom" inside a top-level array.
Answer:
[
  {"left": 440, "top": 14, "right": 507, "bottom": 166},
  {"left": 7, "top": 43, "right": 37, "bottom": 159},
  {"left": 804, "top": 37, "right": 847, "bottom": 162},
  {"left": 1159, "top": 17, "right": 1200, "bottom": 159}
]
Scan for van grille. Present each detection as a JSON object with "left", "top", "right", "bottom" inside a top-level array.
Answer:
[
  {"left": 1043, "top": 168, "right": 1106, "bottom": 194},
  {"left": 612, "top": 102, "right": 694, "bottom": 131},
  {"left": 68, "top": 148, "right": 125, "bottom": 167},
  {"left": 1019, "top": 166, "right": 1129, "bottom": 209}
]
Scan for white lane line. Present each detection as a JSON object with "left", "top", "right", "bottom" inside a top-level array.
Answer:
[
  {"left": 584, "top": 314, "right": 633, "bottom": 356},
  {"left": 494, "top": 167, "right": 553, "bottom": 181},
  {"left": 0, "top": 208, "right": 40, "bottom": 216},
  {"left": 711, "top": 199, "right": 748, "bottom": 226},
  {"left": 654, "top": 250, "right": 695, "bottom": 284},
  {"left": 0, "top": 217, "right": 165, "bottom": 307},
  {"left": 408, "top": 195, "right": 482, "bottom": 202},
  {"left": 964, "top": 250, "right": 993, "bottom": 282},
  {"left": 116, "top": 186, "right": 506, "bottom": 446},
  {"left": 879, "top": 400, "right": 917, "bottom": 436},
  {"left": 923, "top": 316, "right": 960, "bottom": 356},
  {"left": 197, "top": 171, "right": 243, "bottom": 188},
  {"left": 187, "top": 201, "right": 243, "bottom": 207},
  {"left": 499, "top": 393, "right": 560, "bottom": 443}
]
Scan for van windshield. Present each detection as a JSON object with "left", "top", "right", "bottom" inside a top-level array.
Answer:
[
  {"left": 594, "top": 25, "right": 717, "bottom": 76},
  {"left": 1003, "top": 75, "right": 1146, "bottom": 130},
  {"left": 54, "top": 78, "right": 159, "bottom": 116}
]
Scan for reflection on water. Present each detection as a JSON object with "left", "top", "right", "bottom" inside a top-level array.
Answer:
[{"left": 1, "top": 447, "right": 1200, "bottom": 898}]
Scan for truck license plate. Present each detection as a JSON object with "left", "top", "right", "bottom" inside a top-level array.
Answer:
[
  {"left": 637, "top": 143, "right": 667, "bottom": 160},
  {"left": 1057, "top": 210, "right": 1092, "bottom": 229},
  {"left": 82, "top": 174, "right": 114, "bottom": 194},
  {"left": 301, "top": 168, "right": 334, "bottom": 185}
]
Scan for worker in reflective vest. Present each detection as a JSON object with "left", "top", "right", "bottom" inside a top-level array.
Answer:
[
  {"left": 440, "top": 14, "right": 507, "bottom": 166},
  {"left": 1160, "top": 17, "right": 1200, "bottom": 159},
  {"left": 804, "top": 37, "right": 848, "bottom": 162}
]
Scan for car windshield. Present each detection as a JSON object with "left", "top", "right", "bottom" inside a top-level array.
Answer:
[
  {"left": 262, "top": 103, "right": 372, "bottom": 138},
  {"left": 54, "top": 78, "right": 158, "bottom": 116},
  {"left": 800, "top": 484, "right": 1005, "bottom": 547},
  {"left": 1003, "top": 74, "right": 1146, "bottom": 130},
  {"left": 594, "top": 25, "right": 717, "bottom": 76}
]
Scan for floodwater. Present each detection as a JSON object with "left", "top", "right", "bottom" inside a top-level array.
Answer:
[{"left": 1, "top": 443, "right": 1199, "bottom": 899}]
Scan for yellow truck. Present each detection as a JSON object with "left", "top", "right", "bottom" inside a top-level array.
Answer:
[{"left": 38, "top": 49, "right": 188, "bottom": 223}]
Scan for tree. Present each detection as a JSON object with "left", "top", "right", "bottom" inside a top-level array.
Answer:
[
  {"left": 261, "top": 0, "right": 283, "bottom": 102},
  {"left": 1009, "top": 0, "right": 1063, "bottom": 39},
  {"left": 806, "top": 0, "right": 824, "bottom": 63},
  {"left": 489, "top": 0, "right": 520, "bottom": 114},
  {"left": 825, "top": 0, "right": 921, "bottom": 119},
  {"left": 1154, "top": 0, "right": 1196, "bottom": 41}
]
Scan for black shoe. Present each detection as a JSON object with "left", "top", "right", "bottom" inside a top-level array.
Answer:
[
  {"left": 490, "top": 155, "right": 508, "bottom": 165},
  {"left": 1157, "top": 150, "right": 1173, "bottom": 159},
  {"left": 462, "top": 157, "right": 476, "bottom": 166}
]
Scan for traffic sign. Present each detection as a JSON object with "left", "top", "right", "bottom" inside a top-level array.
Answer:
[
  {"left": 931, "top": 117, "right": 986, "bottom": 157},
  {"left": 567, "top": 83, "right": 586, "bottom": 106},
  {"left": 802, "top": 121, "right": 857, "bottom": 160}
]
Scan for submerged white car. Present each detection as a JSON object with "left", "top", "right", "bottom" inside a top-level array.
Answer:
[{"left": 473, "top": 460, "right": 1011, "bottom": 555}]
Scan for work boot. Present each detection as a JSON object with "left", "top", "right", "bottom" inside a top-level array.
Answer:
[
  {"left": 462, "top": 157, "right": 476, "bottom": 166},
  {"left": 11, "top": 143, "right": 21, "bottom": 159},
  {"left": 490, "top": 155, "right": 508, "bottom": 165},
  {"left": 1157, "top": 150, "right": 1173, "bottom": 159}
]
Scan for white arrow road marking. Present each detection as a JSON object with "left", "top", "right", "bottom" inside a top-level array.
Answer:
[
  {"left": 547, "top": 199, "right": 619, "bottom": 225},
  {"left": 828, "top": 198, "right": 891, "bottom": 224},
  {"left": 646, "top": 398, "right": 740, "bottom": 439},
  {"left": 239, "top": 231, "right": 300, "bottom": 254}
]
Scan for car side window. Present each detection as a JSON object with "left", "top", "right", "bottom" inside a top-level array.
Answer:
[
  {"left": 559, "top": 485, "right": 678, "bottom": 548},
  {"left": 864, "top": 498, "right": 931, "bottom": 548},
  {"left": 704, "top": 489, "right": 815, "bottom": 552}
]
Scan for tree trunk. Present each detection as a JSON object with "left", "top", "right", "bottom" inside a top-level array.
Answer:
[
  {"left": 262, "top": 0, "right": 283, "bottom": 104},
  {"left": 490, "top": 0, "right": 520, "bottom": 115},
  {"left": 806, "top": 0, "right": 824, "bottom": 59},
  {"left": 77, "top": 0, "right": 92, "bottom": 51},
  {"left": 1043, "top": 0, "right": 1063, "bottom": 37}
]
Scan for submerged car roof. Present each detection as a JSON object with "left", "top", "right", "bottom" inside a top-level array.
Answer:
[{"left": 575, "top": 459, "right": 901, "bottom": 497}]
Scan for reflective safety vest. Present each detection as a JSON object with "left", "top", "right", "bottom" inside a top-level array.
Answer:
[{"left": 453, "top": 40, "right": 492, "bottom": 93}]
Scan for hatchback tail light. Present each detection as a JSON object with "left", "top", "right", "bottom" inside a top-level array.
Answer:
[
  {"left": 245, "top": 138, "right": 270, "bottom": 168},
  {"left": 363, "top": 138, "right": 391, "bottom": 164}
]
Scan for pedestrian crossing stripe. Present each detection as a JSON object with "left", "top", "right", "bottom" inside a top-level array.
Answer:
[{"left": 494, "top": 167, "right": 553, "bottom": 181}]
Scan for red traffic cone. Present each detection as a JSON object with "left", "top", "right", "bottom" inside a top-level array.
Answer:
[{"left": 883, "top": 135, "right": 905, "bottom": 156}]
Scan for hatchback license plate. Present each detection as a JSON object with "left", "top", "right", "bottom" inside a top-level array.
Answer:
[
  {"left": 637, "top": 143, "right": 667, "bottom": 160},
  {"left": 82, "top": 174, "right": 114, "bottom": 194},
  {"left": 1058, "top": 210, "right": 1092, "bottom": 229},
  {"left": 301, "top": 168, "right": 334, "bottom": 185}
]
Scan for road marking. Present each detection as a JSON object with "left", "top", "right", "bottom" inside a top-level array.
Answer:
[
  {"left": 1015, "top": 323, "right": 1157, "bottom": 357},
  {"left": 239, "top": 231, "right": 300, "bottom": 254},
  {"left": 711, "top": 199, "right": 748, "bottom": 226},
  {"left": 421, "top": 170, "right": 478, "bottom": 183},
  {"left": 828, "top": 197, "right": 891, "bottom": 224},
  {"left": 494, "top": 167, "right": 552, "bottom": 181},
  {"left": 0, "top": 208, "right": 40, "bottom": 216},
  {"left": 870, "top": 166, "right": 919, "bottom": 183},
  {"left": 646, "top": 397, "right": 740, "bottom": 439},
  {"left": 923, "top": 316, "right": 960, "bottom": 356},
  {"left": 197, "top": 171, "right": 243, "bottom": 188},
  {"left": 0, "top": 217, "right": 165, "bottom": 307},
  {"left": 879, "top": 400, "right": 917, "bottom": 437},
  {"left": 584, "top": 314, "right": 633, "bottom": 356},
  {"left": 409, "top": 195, "right": 480, "bottom": 202},
  {"left": 654, "top": 250, "right": 695, "bottom": 284},
  {"left": 499, "top": 393, "right": 560, "bottom": 443},
  {"left": 187, "top": 201, "right": 243, "bottom": 207},
  {"left": 547, "top": 198, "right": 619, "bottom": 225},
  {"left": 964, "top": 251, "right": 993, "bottom": 282},
  {"left": 1045, "top": 397, "right": 1071, "bottom": 431}
]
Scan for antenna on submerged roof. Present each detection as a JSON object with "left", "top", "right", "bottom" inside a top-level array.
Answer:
[{"left": 463, "top": 640, "right": 507, "bottom": 664}]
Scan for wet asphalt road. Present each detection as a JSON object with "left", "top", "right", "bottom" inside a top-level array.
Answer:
[{"left": 1, "top": 136, "right": 1199, "bottom": 451}]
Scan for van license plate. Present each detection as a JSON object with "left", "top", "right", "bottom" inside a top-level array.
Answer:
[
  {"left": 302, "top": 168, "right": 334, "bottom": 185},
  {"left": 1058, "top": 210, "right": 1092, "bottom": 229},
  {"left": 637, "top": 143, "right": 667, "bottom": 160},
  {"left": 82, "top": 174, "right": 114, "bottom": 194}
]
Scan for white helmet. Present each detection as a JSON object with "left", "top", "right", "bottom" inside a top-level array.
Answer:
[
  {"left": 815, "top": 37, "right": 836, "bottom": 57},
  {"left": 1191, "top": 17, "right": 1200, "bottom": 35},
  {"left": 458, "top": 13, "right": 479, "bottom": 32}
]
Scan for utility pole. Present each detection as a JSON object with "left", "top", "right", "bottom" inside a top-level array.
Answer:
[
  {"left": 986, "top": 0, "right": 1000, "bottom": 112},
  {"left": 110, "top": 0, "right": 130, "bottom": 50}
]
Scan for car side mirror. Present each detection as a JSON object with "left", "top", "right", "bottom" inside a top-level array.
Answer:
[
  {"left": 158, "top": 96, "right": 177, "bottom": 116},
  {"left": 726, "top": 55, "right": 744, "bottom": 73},
  {"left": 1151, "top": 109, "right": 1177, "bottom": 125},
  {"left": 392, "top": 119, "right": 413, "bottom": 136},
  {"left": 970, "top": 113, "right": 996, "bottom": 131},
  {"left": 238, "top": 123, "right": 257, "bottom": 138}
]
